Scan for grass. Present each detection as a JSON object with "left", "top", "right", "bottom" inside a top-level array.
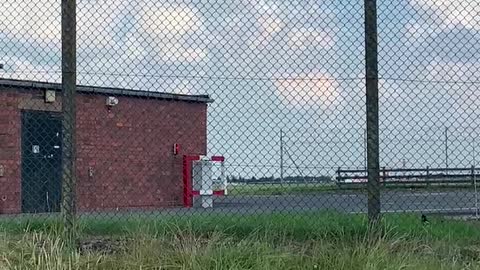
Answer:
[
  {"left": 227, "top": 182, "right": 477, "bottom": 196},
  {"left": 1, "top": 212, "right": 480, "bottom": 269},
  {"left": 227, "top": 183, "right": 338, "bottom": 195}
]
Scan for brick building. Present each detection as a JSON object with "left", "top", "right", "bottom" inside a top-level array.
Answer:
[{"left": 0, "top": 79, "right": 212, "bottom": 214}]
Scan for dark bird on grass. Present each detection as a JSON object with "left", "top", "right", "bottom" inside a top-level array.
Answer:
[{"left": 421, "top": 214, "right": 429, "bottom": 225}]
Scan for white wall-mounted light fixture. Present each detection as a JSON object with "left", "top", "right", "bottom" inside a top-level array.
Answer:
[
  {"left": 106, "top": 96, "right": 119, "bottom": 107},
  {"left": 45, "top": 90, "right": 56, "bottom": 103}
]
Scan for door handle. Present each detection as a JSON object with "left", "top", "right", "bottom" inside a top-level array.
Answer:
[{"left": 46, "top": 191, "right": 50, "bottom": 212}]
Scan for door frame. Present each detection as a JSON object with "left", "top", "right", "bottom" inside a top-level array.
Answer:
[{"left": 20, "top": 110, "right": 63, "bottom": 213}]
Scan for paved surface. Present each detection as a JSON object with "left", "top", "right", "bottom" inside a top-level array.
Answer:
[
  {"left": 211, "top": 190, "right": 480, "bottom": 215},
  {"left": 2, "top": 190, "right": 479, "bottom": 220}
]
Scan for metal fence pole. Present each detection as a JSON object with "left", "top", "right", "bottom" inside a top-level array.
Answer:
[
  {"left": 364, "top": 0, "right": 381, "bottom": 224},
  {"left": 61, "top": 0, "right": 77, "bottom": 238},
  {"left": 445, "top": 126, "right": 449, "bottom": 171},
  {"left": 280, "top": 129, "right": 284, "bottom": 183}
]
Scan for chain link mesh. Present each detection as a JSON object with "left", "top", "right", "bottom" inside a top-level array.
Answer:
[{"left": 0, "top": 0, "right": 479, "bottom": 227}]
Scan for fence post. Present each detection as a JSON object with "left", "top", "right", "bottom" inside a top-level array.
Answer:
[
  {"left": 382, "top": 166, "right": 386, "bottom": 187},
  {"left": 426, "top": 166, "right": 430, "bottom": 188},
  {"left": 472, "top": 165, "right": 475, "bottom": 188},
  {"left": 61, "top": 0, "right": 77, "bottom": 240},
  {"left": 364, "top": 0, "right": 381, "bottom": 224}
]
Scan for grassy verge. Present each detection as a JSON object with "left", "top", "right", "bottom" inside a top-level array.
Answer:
[
  {"left": 1, "top": 212, "right": 480, "bottom": 269},
  {"left": 227, "top": 183, "right": 338, "bottom": 195},
  {"left": 227, "top": 182, "right": 476, "bottom": 195}
]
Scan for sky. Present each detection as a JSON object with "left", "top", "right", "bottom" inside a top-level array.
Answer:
[{"left": 1, "top": 0, "right": 479, "bottom": 178}]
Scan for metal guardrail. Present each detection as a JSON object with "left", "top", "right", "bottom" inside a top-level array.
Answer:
[{"left": 336, "top": 167, "right": 479, "bottom": 188}]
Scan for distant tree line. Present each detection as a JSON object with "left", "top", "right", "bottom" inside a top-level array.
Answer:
[{"left": 227, "top": 175, "right": 331, "bottom": 184}]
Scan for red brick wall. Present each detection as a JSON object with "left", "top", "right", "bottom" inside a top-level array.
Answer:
[
  {"left": 0, "top": 88, "right": 207, "bottom": 213},
  {"left": 0, "top": 90, "right": 21, "bottom": 214},
  {"left": 75, "top": 94, "right": 207, "bottom": 211}
]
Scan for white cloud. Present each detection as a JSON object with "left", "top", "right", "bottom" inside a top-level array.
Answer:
[
  {"left": 379, "top": 60, "right": 480, "bottom": 130},
  {"left": 0, "top": 0, "right": 131, "bottom": 46},
  {"left": 243, "top": 1, "right": 284, "bottom": 49},
  {"left": 170, "top": 80, "right": 194, "bottom": 95},
  {"left": 124, "top": 32, "right": 146, "bottom": 59},
  {"left": 424, "top": 61, "right": 480, "bottom": 82},
  {"left": 274, "top": 72, "right": 339, "bottom": 108},
  {"left": 1, "top": 0, "right": 345, "bottom": 97},
  {"left": 0, "top": 57, "right": 59, "bottom": 82},
  {"left": 156, "top": 44, "right": 207, "bottom": 63},
  {"left": 139, "top": 3, "right": 208, "bottom": 63},
  {"left": 1, "top": 0, "right": 208, "bottom": 63},
  {"left": 0, "top": 0, "right": 130, "bottom": 47},
  {"left": 140, "top": 4, "right": 202, "bottom": 37},
  {"left": 258, "top": 0, "right": 279, "bottom": 14},
  {"left": 259, "top": 15, "right": 284, "bottom": 35},
  {"left": 0, "top": 57, "right": 203, "bottom": 95},
  {"left": 411, "top": 0, "right": 480, "bottom": 30},
  {"left": 0, "top": 0, "right": 60, "bottom": 45},
  {"left": 77, "top": 0, "right": 129, "bottom": 47},
  {"left": 287, "top": 27, "right": 334, "bottom": 50},
  {"left": 404, "top": 22, "right": 436, "bottom": 46},
  {"left": 256, "top": 0, "right": 283, "bottom": 34}
]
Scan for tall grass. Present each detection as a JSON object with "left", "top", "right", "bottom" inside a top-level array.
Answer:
[
  {"left": 1, "top": 225, "right": 480, "bottom": 269},
  {"left": 2, "top": 212, "right": 480, "bottom": 243},
  {"left": 1, "top": 212, "right": 480, "bottom": 269}
]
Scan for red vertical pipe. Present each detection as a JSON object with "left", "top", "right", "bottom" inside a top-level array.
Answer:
[{"left": 183, "top": 155, "right": 200, "bottom": 207}]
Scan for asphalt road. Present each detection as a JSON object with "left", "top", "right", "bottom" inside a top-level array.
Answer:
[
  {"left": 2, "top": 190, "right": 479, "bottom": 220},
  {"left": 210, "top": 190, "right": 480, "bottom": 215}
]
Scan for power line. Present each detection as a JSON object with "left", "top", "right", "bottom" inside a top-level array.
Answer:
[
  {"left": 5, "top": 70, "right": 480, "bottom": 85},
  {"left": 379, "top": 77, "right": 480, "bottom": 85},
  {"left": 2, "top": 70, "right": 365, "bottom": 82}
]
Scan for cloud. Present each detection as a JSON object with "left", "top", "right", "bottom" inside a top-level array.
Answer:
[
  {"left": 140, "top": 4, "right": 202, "bottom": 37},
  {"left": 245, "top": 0, "right": 285, "bottom": 49},
  {"left": 259, "top": 15, "right": 284, "bottom": 36},
  {"left": 0, "top": 0, "right": 208, "bottom": 65},
  {"left": 155, "top": 43, "right": 208, "bottom": 64},
  {"left": 0, "top": 57, "right": 59, "bottom": 81},
  {"left": 0, "top": 57, "right": 200, "bottom": 95},
  {"left": 256, "top": 0, "right": 284, "bottom": 35},
  {"left": 0, "top": 0, "right": 130, "bottom": 47},
  {"left": 287, "top": 27, "right": 334, "bottom": 51},
  {"left": 249, "top": 14, "right": 284, "bottom": 49},
  {"left": 403, "top": 22, "right": 437, "bottom": 46},
  {"left": 78, "top": 0, "right": 130, "bottom": 47},
  {"left": 134, "top": 3, "right": 208, "bottom": 63},
  {"left": 170, "top": 80, "right": 194, "bottom": 95},
  {"left": 383, "top": 1, "right": 480, "bottom": 80},
  {"left": 410, "top": 0, "right": 480, "bottom": 30},
  {"left": 0, "top": 0, "right": 60, "bottom": 45},
  {"left": 424, "top": 61, "right": 480, "bottom": 82},
  {"left": 274, "top": 72, "right": 339, "bottom": 108},
  {"left": 379, "top": 60, "right": 480, "bottom": 131}
]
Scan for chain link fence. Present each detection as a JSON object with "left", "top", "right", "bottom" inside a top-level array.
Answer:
[{"left": 0, "top": 0, "right": 479, "bottom": 231}]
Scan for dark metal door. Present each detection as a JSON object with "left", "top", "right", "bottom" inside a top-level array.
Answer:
[{"left": 21, "top": 111, "right": 62, "bottom": 213}]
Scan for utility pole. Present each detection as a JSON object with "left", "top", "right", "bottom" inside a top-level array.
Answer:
[
  {"left": 280, "top": 129, "right": 284, "bottom": 183},
  {"left": 61, "top": 0, "right": 77, "bottom": 240},
  {"left": 364, "top": 128, "right": 367, "bottom": 170},
  {"left": 445, "top": 126, "right": 449, "bottom": 170},
  {"left": 473, "top": 137, "right": 478, "bottom": 218},
  {"left": 364, "top": 0, "right": 381, "bottom": 224}
]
